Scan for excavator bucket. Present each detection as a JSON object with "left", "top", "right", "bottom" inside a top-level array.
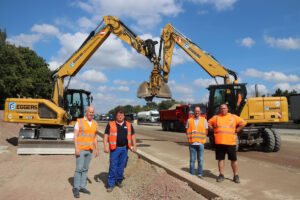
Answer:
[
  {"left": 156, "top": 81, "right": 172, "bottom": 98},
  {"left": 137, "top": 81, "right": 172, "bottom": 101},
  {"left": 137, "top": 81, "right": 151, "bottom": 99}
]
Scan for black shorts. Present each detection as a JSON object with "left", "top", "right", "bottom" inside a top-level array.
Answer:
[{"left": 215, "top": 144, "right": 237, "bottom": 161}]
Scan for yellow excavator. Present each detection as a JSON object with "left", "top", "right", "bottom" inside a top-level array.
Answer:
[
  {"left": 3, "top": 15, "right": 158, "bottom": 154},
  {"left": 137, "top": 23, "right": 288, "bottom": 152}
]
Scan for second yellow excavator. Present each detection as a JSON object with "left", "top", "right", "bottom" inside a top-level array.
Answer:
[{"left": 137, "top": 24, "right": 288, "bottom": 152}]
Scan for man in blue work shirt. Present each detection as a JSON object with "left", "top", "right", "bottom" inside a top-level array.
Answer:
[{"left": 103, "top": 108, "right": 137, "bottom": 192}]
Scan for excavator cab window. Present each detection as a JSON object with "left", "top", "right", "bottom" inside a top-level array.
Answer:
[
  {"left": 64, "top": 89, "right": 91, "bottom": 121},
  {"left": 207, "top": 83, "right": 247, "bottom": 119}
]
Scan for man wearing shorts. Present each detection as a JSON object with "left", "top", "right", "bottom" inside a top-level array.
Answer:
[{"left": 208, "top": 104, "right": 247, "bottom": 183}]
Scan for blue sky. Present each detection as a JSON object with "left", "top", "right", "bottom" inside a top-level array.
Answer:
[{"left": 1, "top": 0, "right": 300, "bottom": 113}]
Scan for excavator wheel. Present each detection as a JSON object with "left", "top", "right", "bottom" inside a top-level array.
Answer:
[
  {"left": 271, "top": 129, "right": 281, "bottom": 152},
  {"left": 261, "top": 128, "right": 275, "bottom": 152}
]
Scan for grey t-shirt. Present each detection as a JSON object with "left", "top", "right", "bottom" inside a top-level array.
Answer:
[{"left": 186, "top": 117, "right": 208, "bottom": 145}]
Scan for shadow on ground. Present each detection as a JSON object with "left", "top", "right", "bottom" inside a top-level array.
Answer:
[
  {"left": 94, "top": 172, "right": 108, "bottom": 188},
  {"left": 68, "top": 177, "right": 92, "bottom": 188},
  {"left": 6, "top": 137, "right": 18, "bottom": 146},
  {"left": 181, "top": 168, "right": 218, "bottom": 179}
]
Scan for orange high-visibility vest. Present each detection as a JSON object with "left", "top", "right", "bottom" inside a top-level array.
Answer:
[
  {"left": 237, "top": 93, "right": 242, "bottom": 107},
  {"left": 77, "top": 118, "right": 99, "bottom": 150},
  {"left": 186, "top": 117, "right": 207, "bottom": 144},
  {"left": 213, "top": 114, "right": 237, "bottom": 145},
  {"left": 108, "top": 121, "right": 132, "bottom": 150}
]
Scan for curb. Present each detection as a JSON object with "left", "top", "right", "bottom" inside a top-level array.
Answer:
[{"left": 98, "top": 131, "right": 244, "bottom": 200}]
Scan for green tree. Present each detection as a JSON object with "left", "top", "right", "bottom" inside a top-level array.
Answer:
[
  {"left": 0, "top": 28, "right": 52, "bottom": 109},
  {"left": 157, "top": 99, "right": 185, "bottom": 110},
  {"left": 272, "top": 88, "right": 297, "bottom": 104}
]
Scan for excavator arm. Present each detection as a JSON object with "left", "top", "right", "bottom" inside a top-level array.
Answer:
[
  {"left": 52, "top": 15, "right": 158, "bottom": 107},
  {"left": 137, "top": 23, "right": 238, "bottom": 101}
]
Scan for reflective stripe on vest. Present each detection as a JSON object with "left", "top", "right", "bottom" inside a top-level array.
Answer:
[
  {"left": 108, "top": 121, "right": 132, "bottom": 150},
  {"left": 214, "top": 114, "right": 236, "bottom": 145},
  {"left": 186, "top": 117, "right": 207, "bottom": 144},
  {"left": 77, "top": 118, "right": 97, "bottom": 150}
]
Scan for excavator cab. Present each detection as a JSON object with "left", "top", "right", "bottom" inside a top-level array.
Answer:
[
  {"left": 207, "top": 83, "right": 247, "bottom": 119},
  {"left": 63, "top": 89, "right": 92, "bottom": 121}
]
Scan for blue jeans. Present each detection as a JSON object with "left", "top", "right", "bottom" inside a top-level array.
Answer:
[
  {"left": 108, "top": 147, "right": 128, "bottom": 187},
  {"left": 74, "top": 150, "right": 93, "bottom": 189},
  {"left": 189, "top": 144, "right": 204, "bottom": 176}
]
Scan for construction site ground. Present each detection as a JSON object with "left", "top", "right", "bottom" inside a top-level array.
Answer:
[
  {"left": 1, "top": 110, "right": 300, "bottom": 199},
  {"left": 0, "top": 111, "right": 206, "bottom": 200}
]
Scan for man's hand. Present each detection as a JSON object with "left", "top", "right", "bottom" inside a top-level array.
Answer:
[
  {"left": 104, "top": 145, "right": 110, "bottom": 153},
  {"left": 208, "top": 122, "right": 214, "bottom": 130},
  {"left": 94, "top": 149, "right": 99, "bottom": 157},
  {"left": 132, "top": 146, "right": 137, "bottom": 153},
  {"left": 75, "top": 148, "right": 80, "bottom": 156}
]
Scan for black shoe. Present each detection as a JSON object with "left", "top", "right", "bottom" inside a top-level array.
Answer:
[
  {"left": 107, "top": 186, "right": 114, "bottom": 192},
  {"left": 217, "top": 174, "right": 224, "bottom": 182},
  {"left": 233, "top": 175, "right": 240, "bottom": 184},
  {"left": 116, "top": 180, "right": 123, "bottom": 188},
  {"left": 79, "top": 188, "right": 91, "bottom": 194},
  {"left": 73, "top": 188, "right": 80, "bottom": 198}
]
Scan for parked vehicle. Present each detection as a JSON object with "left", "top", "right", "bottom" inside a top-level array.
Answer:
[
  {"left": 160, "top": 103, "right": 206, "bottom": 132},
  {"left": 137, "top": 110, "right": 160, "bottom": 124}
]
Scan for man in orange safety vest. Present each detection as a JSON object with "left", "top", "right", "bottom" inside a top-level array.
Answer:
[
  {"left": 186, "top": 106, "right": 208, "bottom": 178},
  {"left": 73, "top": 106, "right": 99, "bottom": 198},
  {"left": 103, "top": 108, "right": 137, "bottom": 192},
  {"left": 208, "top": 104, "right": 247, "bottom": 184}
]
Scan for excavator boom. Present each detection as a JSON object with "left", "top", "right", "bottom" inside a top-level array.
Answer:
[{"left": 137, "top": 23, "right": 238, "bottom": 101}]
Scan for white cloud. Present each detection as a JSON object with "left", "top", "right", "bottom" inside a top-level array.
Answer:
[
  {"left": 272, "top": 83, "right": 300, "bottom": 92},
  {"left": 238, "top": 37, "right": 255, "bottom": 48},
  {"left": 31, "top": 24, "right": 60, "bottom": 36},
  {"left": 7, "top": 24, "right": 61, "bottom": 49},
  {"left": 171, "top": 47, "right": 193, "bottom": 66},
  {"left": 189, "top": 0, "right": 238, "bottom": 11},
  {"left": 48, "top": 61, "right": 61, "bottom": 71},
  {"left": 264, "top": 35, "right": 300, "bottom": 50},
  {"left": 200, "top": 93, "right": 209, "bottom": 103},
  {"left": 54, "top": 17, "right": 76, "bottom": 30},
  {"left": 68, "top": 78, "right": 92, "bottom": 91},
  {"left": 79, "top": 70, "right": 108, "bottom": 83},
  {"left": 168, "top": 80, "right": 194, "bottom": 95},
  {"left": 77, "top": 17, "right": 96, "bottom": 30},
  {"left": 97, "top": 86, "right": 115, "bottom": 92},
  {"left": 92, "top": 92, "right": 138, "bottom": 113},
  {"left": 7, "top": 33, "right": 42, "bottom": 49},
  {"left": 97, "top": 85, "right": 130, "bottom": 92},
  {"left": 242, "top": 68, "right": 299, "bottom": 83},
  {"left": 247, "top": 84, "right": 269, "bottom": 97},
  {"left": 49, "top": 32, "right": 154, "bottom": 71},
  {"left": 113, "top": 79, "right": 136, "bottom": 85},
  {"left": 193, "top": 78, "right": 216, "bottom": 88},
  {"left": 74, "top": 0, "right": 182, "bottom": 29},
  {"left": 117, "top": 86, "right": 130, "bottom": 92}
]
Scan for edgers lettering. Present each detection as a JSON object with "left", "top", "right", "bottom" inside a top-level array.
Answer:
[
  {"left": 188, "top": 47, "right": 201, "bottom": 59},
  {"left": 17, "top": 105, "right": 38, "bottom": 110},
  {"left": 70, "top": 53, "right": 84, "bottom": 67}
]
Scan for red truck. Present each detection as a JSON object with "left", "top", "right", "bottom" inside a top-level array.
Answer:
[{"left": 160, "top": 103, "right": 206, "bottom": 132}]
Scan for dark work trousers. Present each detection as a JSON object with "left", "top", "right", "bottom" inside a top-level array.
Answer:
[{"left": 108, "top": 147, "right": 128, "bottom": 187}]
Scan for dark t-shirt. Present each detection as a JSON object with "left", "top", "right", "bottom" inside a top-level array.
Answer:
[{"left": 104, "top": 121, "right": 135, "bottom": 147}]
